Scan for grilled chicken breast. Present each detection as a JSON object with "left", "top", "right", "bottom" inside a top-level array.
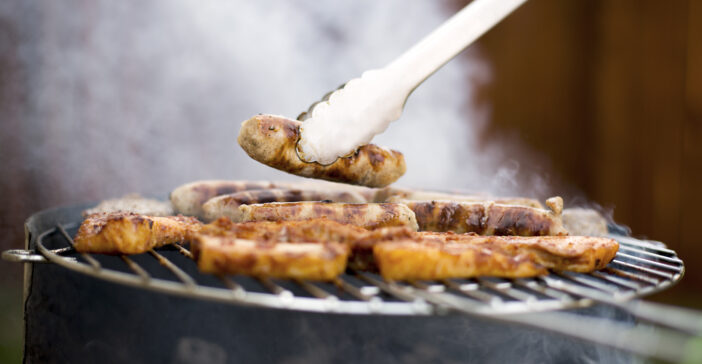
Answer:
[
  {"left": 403, "top": 198, "right": 568, "bottom": 236},
  {"left": 238, "top": 114, "right": 406, "bottom": 188},
  {"left": 192, "top": 236, "right": 349, "bottom": 280},
  {"left": 202, "top": 188, "right": 367, "bottom": 222},
  {"left": 374, "top": 240, "right": 548, "bottom": 281},
  {"left": 73, "top": 212, "right": 202, "bottom": 255},
  {"left": 374, "top": 233, "right": 618, "bottom": 281},
  {"left": 192, "top": 219, "right": 357, "bottom": 280},
  {"left": 418, "top": 232, "right": 618, "bottom": 272},
  {"left": 236, "top": 202, "right": 419, "bottom": 230},
  {"left": 196, "top": 218, "right": 415, "bottom": 272}
]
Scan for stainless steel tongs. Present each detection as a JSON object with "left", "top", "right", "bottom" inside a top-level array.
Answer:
[{"left": 297, "top": 0, "right": 528, "bottom": 165}]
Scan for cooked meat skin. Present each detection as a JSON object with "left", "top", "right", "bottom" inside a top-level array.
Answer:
[
  {"left": 236, "top": 202, "right": 419, "bottom": 230},
  {"left": 171, "top": 180, "right": 278, "bottom": 217},
  {"left": 417, "top": 232, "right": 618, "bottom": 272},
  {"left": 379, "top": 187, "right": 544, "bottom": 208},
  {"left": 196, "top": 218, "right": 415, "bottom": 271},
  {"left": 82, "top": 194, "right": 174, "bottom": 217},
  {"left": 403, "top": 200, "right": 568, "bottom": 236},
  {"left": 374, "top": 240, "right": 548, "bottom": 280},
  {"left": 193, "top": 236, "right": 349, "bottom": 280},
  {"left": 237, "top": 114, "right": 406, "bottom": 188},
  {"left": 202, "top": 188, "right": 366, "bottom": 222},
  {"left": 74, "top": 212, "right": 202, "bottom": 255},
  {"left": 374, "top": 234, "right": 618, "bottom": 280}
]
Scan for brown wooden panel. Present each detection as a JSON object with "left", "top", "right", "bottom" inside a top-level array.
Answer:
[{"left": 471, "top": 0, "right": 700, "bottom": 306}]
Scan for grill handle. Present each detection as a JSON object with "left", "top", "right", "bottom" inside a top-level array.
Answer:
[{"left": 2, "top": 249, "right": 48, "bottom": 263}]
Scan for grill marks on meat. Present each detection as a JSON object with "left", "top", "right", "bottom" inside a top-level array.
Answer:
[
  {"left": 170, "top": 180, "right": 278, "bottom": 217},
  {"left": 417, "top": 232, "right": 618, "bottom": 272},
  {"left": 193, "top": 236, "right": 349, "bottom": 280},
  {"left": 191, "top": 219, "right": 414, "bottom": 280},
  {"left": 73, "top": 212, "right": 202, "bottom": 255},
  {"left": 374, "top": 241, "right": 549, "bottom": 281},
  {"left": 374, "top": 234, "right": 618, "bottom": 280},
  {"left": 237, "top": 115, "right": 406, "bottom": 187},
  {"left": 202, "top": 188, "right": 367, "bottom": 222},
  {"left": 379, "top": 187, "right": 544, "bottom": 208},
  {"left": 403, "top": 199, "right": 568, "bottom": 236},
  {"left": 237, "top": 202, "right": 419, "bottom": 231}
]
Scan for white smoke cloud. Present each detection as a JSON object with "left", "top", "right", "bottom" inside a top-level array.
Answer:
[{"left": 12, "top": 0, "right": 547, "bottom": 205}]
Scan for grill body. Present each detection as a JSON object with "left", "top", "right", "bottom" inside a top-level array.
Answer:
[{"left": 23, "top": 205, "right": 638, "bottom": 364}]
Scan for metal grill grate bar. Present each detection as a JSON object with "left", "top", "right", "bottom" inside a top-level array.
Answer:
[
  {"left": 615, "top": 252, "right": 682, "bottom": 272},
  {"left": 148, "top": 250, "right": 197, "bottom": 288},
  {"left": 258, "top": 277, "right": 294, "bottom": 299},
  {"left": 617, "top": 245, "right": 683, "bottom": 264},
  {"left": 120, "top": 255, "right": 150, "bottom": 281},
  {"left": 611, "top": 259, "right": 674, "bottom": 279}
]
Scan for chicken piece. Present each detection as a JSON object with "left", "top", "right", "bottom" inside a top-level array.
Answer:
[
  {"left": 236, "top": 202, "right": 419, "bottom": 230},
  {"left": 202, "top": 188, "right": 367, "bottom": 222},
  {"left": 197, "top": 218, "right": 415, "bottom": 272},
  {"left": 192, "top": 236, "right": 349, "bottom": 280},
  {"left": 417, "top": 232, "right": 619, "bottom": 272},
  {"left": 73, "top": 212, "right": 202, "bottom": 255},
  {"left": 402, "top": 197, "right": 567, "bottom": 236},
  {"left": 374, "top": 240, "right": 548, "bottom": 281}
]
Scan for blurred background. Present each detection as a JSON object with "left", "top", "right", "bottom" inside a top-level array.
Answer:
[{"left": 1, "top": 0, "right": 700, "bottom": 361}]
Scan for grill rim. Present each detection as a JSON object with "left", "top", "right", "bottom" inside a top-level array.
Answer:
[{"left": 29, "top": 209, "right": 685, "bottom": 317}]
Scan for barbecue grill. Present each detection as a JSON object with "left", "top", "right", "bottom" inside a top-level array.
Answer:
[{"left": 4, "top": 202, "right": 701, "bottom": 363}]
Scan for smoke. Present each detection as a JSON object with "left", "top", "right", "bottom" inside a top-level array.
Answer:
[{"left": 0, "top": 0, "right": 554, "bottom": 208}]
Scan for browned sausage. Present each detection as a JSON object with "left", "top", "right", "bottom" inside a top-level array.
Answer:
[
  {"left": 237, "top": 114, "right": 406, "bottom": 188},
  {"left": 400, "top": 198, "right": 568, "bottom": 236},
  {"left": 236, "top": 201, "right": 419, "bottom": 230},
  {"left": 201, "top": 188, "right": 367, "bottom": 221}
]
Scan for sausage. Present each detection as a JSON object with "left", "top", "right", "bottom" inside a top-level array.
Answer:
[
  {"left": 379, "top": 187, "right": 544, "bottom": 208},
  {"left": 237, "top": 114, "right": 406, "bottom": 188},
  {"left": 236, "top": 201, "right": 419, "bottom": 231},
  {"left": 401, "top": 198, "right": 568, "bottom": 236},
  {"left": 201, "top": 188, "right": 367, "bottom": 222},
  {"left": 170, "top": 180, "right": 277, "bottom": 217}
]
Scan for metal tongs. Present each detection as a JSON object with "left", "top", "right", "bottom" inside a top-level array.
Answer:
[{"left": 297, "top": 0, "right": 528, "bottom": 164}]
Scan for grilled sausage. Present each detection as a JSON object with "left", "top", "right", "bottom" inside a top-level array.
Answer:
[
  {"left": 378, "top": 187, "right": 544, "bottom": 208},
  {"left": 236, "top": 202, "right": 419, "bottom": 230},
  {"left": 237, "top": 114, "right": 406, "bottom": 188},
  {"left": 74, "top": 212, "right": 202, "bottom": 255},
  {"left": 170, "top": 180, "right": 277, "bottom": 218},
  {"left": 401, "top": 197, "right": 568, "bottom": 236},
  {"left": 201, "top": 188, "right": 367, "bottom": 222}
]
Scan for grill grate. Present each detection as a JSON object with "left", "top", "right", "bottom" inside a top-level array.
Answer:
[
  {"left": 34, "top": 223, "right": 684, "bottom": 316},
  {"left": 21, "top": 222, "right": 702, "bottom": 362}
]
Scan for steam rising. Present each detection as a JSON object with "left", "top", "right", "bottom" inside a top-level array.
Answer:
[{"left": 4, "top": 0, "right": 551, "bottom": 207}]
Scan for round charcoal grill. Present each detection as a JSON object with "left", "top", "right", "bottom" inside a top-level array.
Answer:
[
  {"left": 32, "top": 223, "right": 684, "bottom": 316},
  {"left": 5, "top": 203, "right": 702, "bottom": 363}
]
